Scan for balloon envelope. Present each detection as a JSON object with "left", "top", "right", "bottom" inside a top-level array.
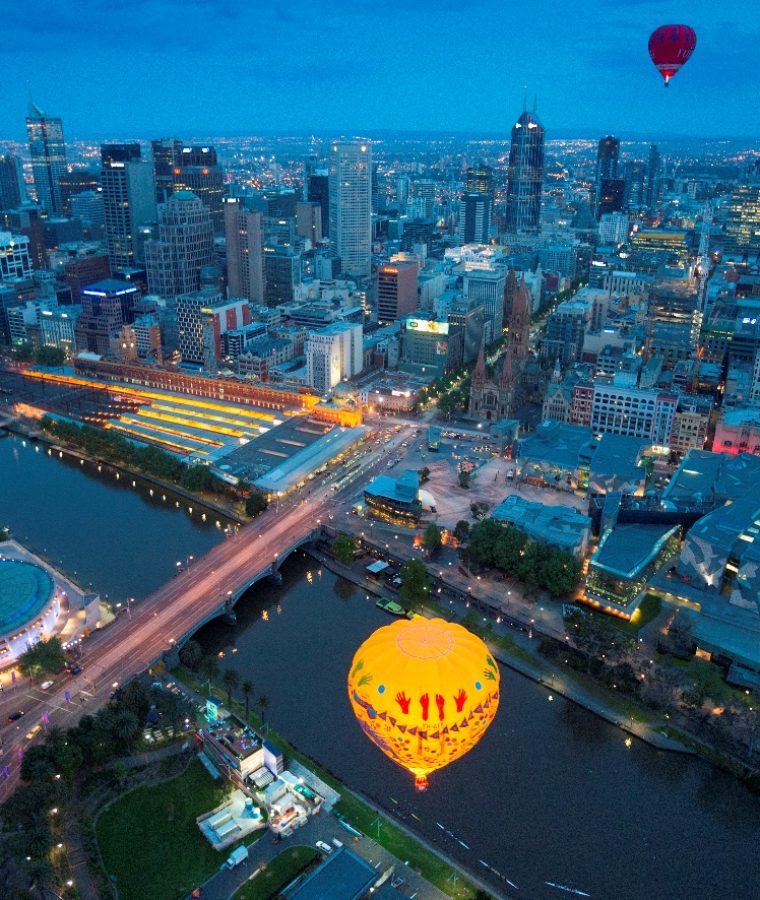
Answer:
[
  {"left": 648, "top": 24, "right": 696, "bottom": 86},
  {"left": 347, "top": 617, "right": 500, "bottom": 790}
]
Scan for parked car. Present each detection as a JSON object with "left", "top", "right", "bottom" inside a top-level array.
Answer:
[{"left": 315, "top": 841, "right": 333, "bottom": 855}]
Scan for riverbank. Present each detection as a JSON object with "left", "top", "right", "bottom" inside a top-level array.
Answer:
[{"left": 1, "top": 418, "right": 247, "bottom": 526}]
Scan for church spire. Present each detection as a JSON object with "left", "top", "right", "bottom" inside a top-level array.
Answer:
[
  {"left": 472, "top": 345, "right": 487, "bottom": 385},
  {"left": 551, "top": 357, "right": 561, "bottom": 383},
  {"left": 499, "top": 347, "right": 514, "bottom": 388}
]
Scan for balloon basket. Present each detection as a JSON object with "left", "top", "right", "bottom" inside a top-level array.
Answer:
[{"left": 414, "top": 775, "right": 429, "bottom": 792}]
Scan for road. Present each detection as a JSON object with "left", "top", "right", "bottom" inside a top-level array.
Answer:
[{"left": 0, "top": 425, "right": 414, "bottom": 802}]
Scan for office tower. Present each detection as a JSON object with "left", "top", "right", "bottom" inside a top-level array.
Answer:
[
  {"left": 70, "top": 191, "right": 105, "bottom": 236},
  {"left": 144, "top": 191, "right": 214, "bottom": 299},
  {"left": 458, "top": 193, "right": 492, "bottom": 244},
  {"left": 152, "top": 138, "right": 182, "bottom": 202},
  {"left": 377, "top": 261, "right": 418, "bottom": 323},
  {"left": 505, "top": 108, "right": 545, "bottom": 234},
  {"left": 1, "top": 207, "right": 46, "bottom": 269},
  {"left": 0, "top": 155, "right": 24, "bottom": 211},
  {"left": 329, "top": 141, "right": 372, "bottom": 279},
  {"left": 75, "top": 279, "right": 130, "bottom": 354},
  {"left": 595, "top": 135, "right": 619, "bottom": 184},
  {"left": 173, "top": 146, "right": 225, "bottom": 235},
  {"left": 646, "top": 144, "right": 661, "bottom": 207},
  {"left": 224, "top": 198, "right": 264, "bottom": 303},
  {"left": 411, "top": 179, "right": 436, "bottom": 220},
  {"left": 724, "top": 175, "right": 760, "bottom": 255},
  {"left": 0, "top": 232, "right": 33, "bottom": 281},
  {"left": 263, "top": 245, "right": 301, "bottom": 305},
  {"left": 624, "top": 161, "right": 647, "bottom": 211},
  {"left": 26, "top": 102, "right": 67, "bottom": 215},
  {"left": 305, "top": 321, "right": 363, "bottom": 393},
  {"left": 466, "top": 165, "right": 495, "bottom": 196},
  {"left": 296, "top": 201, "right": 322, "bottom": 244},
  {"left": 176, "top": 288, "right": 249, "bottom": 365},
  {"left": 597, "top": 178, "right": 625, "bottom": 219},
  {"left": 58, "top": 170, "right": 99, "bottom": 215},
  {"left": 464, "top": 267, "right": 506, "bottom": 337},
  {"left": 371, "top": 161, "right": 379, "bottom": 214},
  {"left": 63, "top": 255, "right": 111, "bottom": 302},
  {"left": 307, "top": 174, "right": 330, "bottom": 238},
  {"left": 101, "top": 145, "right": 157, "bottom": 270}
]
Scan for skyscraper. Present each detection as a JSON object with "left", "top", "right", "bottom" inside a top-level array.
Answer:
[
  {"left": 101, "top": 144, "right": 157, "bottom": 270},
  {"left": 377, "top": 261, "right": 418, "bottom": 323},
  {"left": 646, "top": 144, "right": 661, "bottom": 208},
  {"left": 505, "top": 109, "right": 544, "bottom": 234},
  {"left": 595, "top": 135, "right": 619, "bottom": 217},
  {"left": 458, "top": 193, "right": 492, "bottom": 244},
  {"left": 329, "top": 141, "right": 372, "bottom": 279},
  {"left": 144, "top": 191, "right": 214, "bottom": 299},
  {"left": 0, "top": 155, "right": 24, "bottom": 211},
  {"left": 172, "top": 146, "right": 226, "bottom": 235},
  {"left": 224, "top": 198, "right": 264, "bottom": 303},
  {"left": 26, "top": 102, "right": 67, "bottom": 215},
  {"left": 307, "top": 173, "right": 330, "bottom": 238},
  {"left": 152, "top": 138, "right": 182, "bottom": 203},
  {"left": 466, "top": 165, "right": 495, "bottom": 196}
]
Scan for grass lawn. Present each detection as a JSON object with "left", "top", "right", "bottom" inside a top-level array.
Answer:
[
  {"left": 96, "top": 759, "right": 230, "bottom": 900},
  {"left": 462, "top": 610, "right": 547, "bottom": 669},
  {"left": 233, "top": 846, "right": 319, "bottom": 899}
]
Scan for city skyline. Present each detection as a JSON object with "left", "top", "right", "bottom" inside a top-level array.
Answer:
[{"left": 4, "top": 0, "right": 759, "bottom": 140}]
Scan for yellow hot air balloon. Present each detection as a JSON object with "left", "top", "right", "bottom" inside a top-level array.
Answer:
[{"left": 347, "top": 617, "right": 500, "bottom": 791}]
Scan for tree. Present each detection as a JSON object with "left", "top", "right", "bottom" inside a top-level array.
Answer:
[
  {"left": 453, "top": 520, "right": 470, "bottom": 543},
  {"left": 199, "top": 655, "right": 219, "bottom": 691},
  {"left": 245, "top": 491, "right": 268, "bottom": 518},
  {"left": 257, "top": 694, "right": 270, "bottom": 730},
  {"left": 17, "top": 638, "right": 65, "bottom": 679},
  {"left": 11, "top": 341, "right": 35, "bottom": 363},
  {"left": 332, "top": 533, "right": 358, "bottom": 566},
  {"left": 222, "top": 667, "right": 240, "bottom": 705},
  {"left": 110, "top": 709, "right": 139, "bottom": 750},
  {"left": 468, "top": 519, "right": 503, "bottom": 567},
  {"left": 34, "top": 345, "right": 65, "bottom": 367},
  {"left": 540, "top": 550, "right": 582, "bottom": 598},
  {"left": 242, "top": 679, "right": 255, "bottom": 718},
  {"left": 422, "top": 523, "right": 442, "bottom": 556},
  {"left": 180, "top": 465, "right": 213, "bottom": 492},
  {"left": 458, "top": 469, "right": 471, "bottom": 489},
  {"left": 399, "top": 558, "right": 430, "bottom": 609},
  {"left": 179, "top": 639, "right": 203, "bottom": 671},
  {"left": 419, "top": 466, "right": 431, "bottom": 484}
]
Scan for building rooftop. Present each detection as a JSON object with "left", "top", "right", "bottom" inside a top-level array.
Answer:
[
  {"left": 591, "top": 523, "right": 680, "bottom": 579},
  {"left": 588, "top": 433, "right": 648, "bottom": 495},
  {"left": 664, "top": 450, "right": 760, "bottom": 507},
  {"left": 365, "top": 470, "right": 420, "bottom": 504},
  {"left": 518, "top": 420, "right": 597, "bottom": 471},
  {"left": 491, "top": 495, "right": 591, "bottom": 553},
  {"left": 285, "top": 847, "right": 377, "bottom": 900},
  {"left": 81, "top": 278, "right": 138, "bottom": 295}
]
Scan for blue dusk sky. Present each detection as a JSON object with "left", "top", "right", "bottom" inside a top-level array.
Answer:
[{"left": 4, "top": 0, "right": 759, "bottom": 140}]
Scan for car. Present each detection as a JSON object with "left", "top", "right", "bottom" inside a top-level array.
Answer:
[
  {"left": 331, "top": 838, "right": 344, "bottom": 849},
  {"left": 69, "top": 664, "right": 82, "bottom": 676},
  {"left": 315, "top": 840, "right": 333, "bottom": 855},
  {"left": 25, "top": 724, "right": 42, "bottom": 741},
  {"left": 40, "top": 680, "right": 54, "bottom": 690},
  {"left": 7, "top": 710, "right": 24, "bottom": 723}
]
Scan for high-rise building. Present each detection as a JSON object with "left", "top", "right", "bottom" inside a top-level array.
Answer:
[
  {"left": 101, "top": 145, "right": 157, "bottom": 270},
  {"left": 505, "top": 109, "right": 544, "bottom": 234},
  {"left": 646, "top": 144, "right": 661, "bottom": 208},
  {"left": 724, "top": 178, "right": 760, "bottom": 255},
  {"left": 151, "top": 138, "right": 182, "bottom": 202},
  {"left": 176, "top": 289, "right": 249, "bottom": 365},
  {"left": 329, "top": 141, "right": 372, "bottom": 279},
  {"left": 58, "top": 171, "right": 99, "bottom": 215},
  {"left": 75, "top": 279, "right": 133, "bottom": 354},
  {"left": 305, "top": 321, "right": 363, "bottom": 393},
  {"left": 263, "top": 245, "right": 301, "bottom": 306},
  {"left": 411, "top": 179, "right": 436, "bottom": 220},
  {"left": 26, "top": 102, "right": 67, "bottom": 215},
  {"left": 377, "top": 261, "right": 418, "bottom": 323},
  {"left": 597, "top": 178, "right": 625, "bottom": 219},
  {"left": 70, "top": 191, "right": 105, "bottom": 236},
  {"left": 0, "top": 232, "right": 32, "bottom": 281},
  {"left": 458, "top": 193, "right": 492, "bottom": 244},
  {"left": 0, "top": 155, "right": 24, "bottom": 211},
  {"left": 172, "top": 146, "right": 225, "bottom": 235},
  {"left": 624, "top": 161, "right": 647, "bottom": 211},
  {"left": 224, "top": 198, "right": 264, "bottom": 303},
  {"left": 466, "top": 165, "right": 495, "bottom": 196},
  {"left": 590, "top": 379, "right": 677, "bottom": 444},
  {"left": 295, "top": 201, "right": 322, "bottom": 244},
  {"left": 144, "top": 191, "right": 214, "bottom": 299},
  {"left": 464, "top": 267, "right": 506, "bottom": 338},
  {"left": 595, "top": 136, "right": 619, "bottom": 213},
  {"left": 307, "top": 174, "right": 330, "bottom": 238}
]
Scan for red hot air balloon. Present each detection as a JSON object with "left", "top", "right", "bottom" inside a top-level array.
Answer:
[{"left": 648, "top": 24, "right": 697, "bottom": 87}]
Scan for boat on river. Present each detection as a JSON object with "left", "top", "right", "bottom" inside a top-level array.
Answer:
[{"left": 376, "top": 597, "right": 411, "bottom": 617}]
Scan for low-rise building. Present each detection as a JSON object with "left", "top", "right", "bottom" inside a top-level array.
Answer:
[
  {"left": 491, "top": 495, "right": 591, "bottom": 558},
  {"left": 364, "top": 470, "right": 422, "bottom": 525}
]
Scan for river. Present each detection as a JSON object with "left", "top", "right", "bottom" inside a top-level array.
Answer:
[{"left": 1, "top": 432, "right": 758, "bottom": 899}]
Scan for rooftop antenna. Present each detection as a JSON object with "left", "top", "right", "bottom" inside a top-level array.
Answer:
[{"left": 522, "top": 85, "right": 528, "bottom": 112}]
